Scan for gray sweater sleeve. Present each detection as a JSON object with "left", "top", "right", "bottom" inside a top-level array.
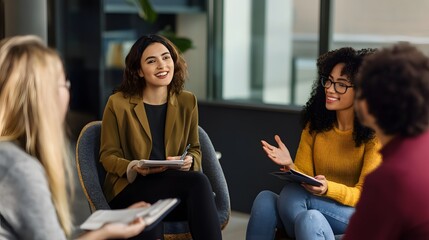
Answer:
[{"left": 0, "top": 142, "right": 66, "bottom": 240}]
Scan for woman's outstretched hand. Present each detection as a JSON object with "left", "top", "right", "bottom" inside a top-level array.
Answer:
[{"left": 261, "top": 135, "right": 293, "bottom": 170}]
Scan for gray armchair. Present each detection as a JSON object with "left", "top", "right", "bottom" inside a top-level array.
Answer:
[{"left": 75, "top": 121, "right": 230, "bottom": 239}]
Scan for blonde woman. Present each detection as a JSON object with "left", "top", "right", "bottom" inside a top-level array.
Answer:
[{"left": 0, "top": 35, "right": 147, "bottom": 239}]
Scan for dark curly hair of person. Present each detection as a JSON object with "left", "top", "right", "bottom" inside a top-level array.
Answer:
[
  {"left": 115, "top": 34, "right": 188, "bottom": 98},
  {"left": 301, "top": 47, "right": 376, "bottom": 146},
  {"left": 356, "top": 43, "right": 429, "bottom": 137}
]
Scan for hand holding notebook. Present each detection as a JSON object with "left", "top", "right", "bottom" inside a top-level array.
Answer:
[
  {"left": 80, "top": 198, "right": 180, "bottom": 231},
  {"left": 270, "top": 169, "right": 323, "bottom": 187},
  {"left": 126, "top": 144, "right": 191, "bottom": 182}
]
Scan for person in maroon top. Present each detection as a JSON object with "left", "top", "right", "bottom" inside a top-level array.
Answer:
[{"left": 345, "top": 43, "right": 429, "bottom": 239}]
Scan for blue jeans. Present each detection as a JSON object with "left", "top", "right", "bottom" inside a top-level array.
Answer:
[
  {"left": 246, "top": 184, "right": 354, "bottom": 240},
  {"left": 278, "top": 183, "right": 354, "bottom": 239},
  {"left": 246, "top": 190, "right": 282, "bottom": 240}
]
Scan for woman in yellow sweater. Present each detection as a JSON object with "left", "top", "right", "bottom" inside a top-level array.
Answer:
[{"left": 246, "top": 47, "right": 382, "bottom": 240}]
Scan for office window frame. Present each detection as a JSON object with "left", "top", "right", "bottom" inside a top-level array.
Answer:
[{"left": 207, "top": 0, "right": 331, "bottom": 106}]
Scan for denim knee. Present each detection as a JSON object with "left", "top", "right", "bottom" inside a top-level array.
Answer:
[
  {"left": 246, "top": 190, "right": 280, "bottom": 240},
  {"left": 295, "top": 210, "right": 335, "bottom": 240},
  {"left": 251, "top": 190, "right": 278, "bottom": 215}
]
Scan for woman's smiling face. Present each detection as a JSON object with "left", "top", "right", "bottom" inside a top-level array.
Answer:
[
  {"left": 324, "top": 63, "right": 355, "bottom": 112},
  {"left": 138, "top": 42, "right": 174, "bottom": 89}
]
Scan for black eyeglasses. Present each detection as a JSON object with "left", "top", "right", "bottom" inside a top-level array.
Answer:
[{"left": 320, "top": 76, "right": 353, "bottom": 94}]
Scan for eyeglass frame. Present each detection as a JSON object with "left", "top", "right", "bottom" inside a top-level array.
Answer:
[
  {"left": 59, "top": 80, "right": 71, "bottom": 91},
  {"left": 320, "top": 76, "right": 354, "bottom": 94}
]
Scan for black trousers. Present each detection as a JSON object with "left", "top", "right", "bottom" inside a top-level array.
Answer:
[{"left": 109, "top": 170, "right": 222, "bottom": 240}]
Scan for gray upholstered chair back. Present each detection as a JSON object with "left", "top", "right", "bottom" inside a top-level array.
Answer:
[
  {"left": 76, "top": 121, "right": 231, "bottom": 239},
  {"left": 198, "top": 126, "right": 231, "bottom": 229},
  {"left": 76, "top": 121, "right": 109, "bottom": 210}
]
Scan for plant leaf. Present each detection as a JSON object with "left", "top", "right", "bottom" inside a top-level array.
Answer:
[
  {"left": 157, "top": 26, "right": 194, "bottom": 53},
  {"left": 139, "top": 0, "right": 157, "bottom": 23},
  {"left": 125, "top": 0, "right": 157, "bottom": 23}
]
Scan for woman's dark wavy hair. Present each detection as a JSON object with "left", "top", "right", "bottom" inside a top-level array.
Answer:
[
  {"left": 301, "top": 47, "right": 376, "bottom": 146},
  {"left": 356, "top": 43, "right": 429, "bottom": 137},
  {"left": 115, "top": 34, "right": 188, "bottom": 97}
]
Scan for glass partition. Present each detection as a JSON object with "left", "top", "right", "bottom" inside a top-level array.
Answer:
[
  {"left": 221, "top": 0, "right": 320, "bottom": 106},
  {"left": 218, "top": 0, "right": 429, "bottom": 107},
  {"left": 332, "top": 0, "right": 429, "bottom": 53}
]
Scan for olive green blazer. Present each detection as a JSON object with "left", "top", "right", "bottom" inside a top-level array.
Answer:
[{"left": 99, "top": 91, "right": 201, "bottom": 202}]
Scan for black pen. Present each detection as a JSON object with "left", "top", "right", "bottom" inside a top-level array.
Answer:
[{"left": 180, "top": 144, "right": 191, "bottom": 160}]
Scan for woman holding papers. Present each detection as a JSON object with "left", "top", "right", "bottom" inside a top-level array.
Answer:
[
  {"left": 0, "top": 36, "right": 147, "bottom": 239},
  {"left": 246, "top": 47, "right": 382, "bottom": 239},
  {"left": 99, "top": 34, "right": 221, "bottom": 240}
]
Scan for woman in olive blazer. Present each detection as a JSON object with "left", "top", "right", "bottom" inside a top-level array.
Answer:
[
  {"left": 100, "top": 91, "right": 201, "bottom": 201},
  {"left": 99, "top": 34, "right": 221, "bottom": 240}
]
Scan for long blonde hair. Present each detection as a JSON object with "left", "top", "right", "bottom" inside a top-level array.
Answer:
[{"left": 0, "top": 36, "right": 73, "bottom": 236}]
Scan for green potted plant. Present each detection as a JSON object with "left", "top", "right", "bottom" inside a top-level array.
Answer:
[{"left": 126, "top": 0, "right": 194, "bottom": 53}]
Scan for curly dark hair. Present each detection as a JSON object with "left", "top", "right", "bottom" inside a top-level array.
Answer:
[
  {"left": 301, "top": 47, "right": 376, "bottom": 146},
  {"left": 356, "top": 43, "right": 429, "bottom": 137},
  {"left": 115, "top": 34, "right": 188, "bottom": 97}
]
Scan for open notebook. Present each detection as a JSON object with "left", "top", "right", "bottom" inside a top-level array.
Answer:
[{"left": 80, "top": 198, "right": 180, "bottom": 231}]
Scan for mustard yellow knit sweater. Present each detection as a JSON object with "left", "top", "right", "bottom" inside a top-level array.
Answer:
[{"left": 293, "top": 126, "right": 381, "bottom": 207}]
